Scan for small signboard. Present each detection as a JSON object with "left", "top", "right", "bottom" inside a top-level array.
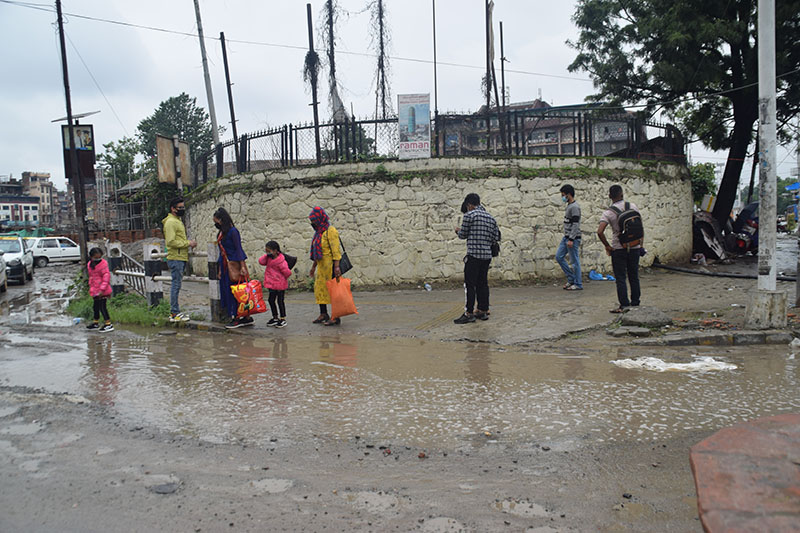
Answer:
[
  {"left": 156, "top": 134, "right": 191, "bottom": 186},
  {"left": 397, "top": 94, "right": 431, "bottom": 160},
  {"left": 61, "top": 124, "right": 95, "bottom": 184}
]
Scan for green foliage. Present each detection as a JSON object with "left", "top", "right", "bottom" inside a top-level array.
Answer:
[
  {"left": 67, "top": 292, "right": 171, "bottom": 327},
  {"left": 568, "top": 0, "right": 800, "bottom": 217},
  {"left": 740, "top": 175, "right": 799, "bottom": 214},
  {"left": 690, "top": 163, "right": 717, "bottom": 203},
  {"left": 97, "top": 136, "right": 140, "bottom": 187},
  {"left": 137, "top": 93, "right": 217, "bottom": 163},
  {"left": 137, "top": 174, "right": 180, "bottom": 228},
  {"left": 374, "top": 163, "right": 388, "bottom": 177}
]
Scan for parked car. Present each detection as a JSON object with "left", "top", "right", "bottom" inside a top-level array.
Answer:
[
  {"left": 0, "top": 235, "right": 34, "bottom": 284},
  {"left": 24, "top": 236, "right": 81, "bottom": 267},
  {"left": 0, "top": 251, "right": 7, "bottom": 293}
]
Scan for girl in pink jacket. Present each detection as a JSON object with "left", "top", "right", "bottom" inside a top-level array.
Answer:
[
  {"left": 258, "top": 241, "right": 292, "bottom": 328},
  {"left": 86, "top": 247, "right": 114, "bottom": 332}
]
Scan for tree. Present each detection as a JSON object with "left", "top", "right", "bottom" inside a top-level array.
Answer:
[
  {"left": 690, "top": 162, "right": 717, "bottom": 204},
  {"left": 137, "top": 93, "right": 217, "bottom": 163},
  {"left": 97, "top": 136, "right": 140, "bottom": 187},
  {"left": 568, "top": 0, "right": 800, "bottom": 225}
]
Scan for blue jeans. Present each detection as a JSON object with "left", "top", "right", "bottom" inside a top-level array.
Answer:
[
  {"left": 555, "top": 236, "right": 582, "bottom": 288},
  {"left": 167, "top": 260, "right": 186, "bottom": 315}
]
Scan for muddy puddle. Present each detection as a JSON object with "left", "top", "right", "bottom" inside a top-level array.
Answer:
[
  {"left": 0, "top": 267, "right": 75, "bottom": 327},
  {"left": 1, "top": 326, "right": 798, "bottom": 449}
]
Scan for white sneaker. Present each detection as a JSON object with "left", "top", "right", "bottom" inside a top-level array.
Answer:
[{"left": 170, "top": 313, "right": 191, "bottom": 323}]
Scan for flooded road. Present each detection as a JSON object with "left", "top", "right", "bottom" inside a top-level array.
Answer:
[
  {"left": 2, "top": 326, "right": 797, "bottom": 451},
  {"left": 1, "top": 262, "right": 799, "bottom": 532}
]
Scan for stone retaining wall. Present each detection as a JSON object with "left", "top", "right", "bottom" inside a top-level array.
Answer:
[{"left": 186, "top": 157, "right": 692, "bottom": 287}]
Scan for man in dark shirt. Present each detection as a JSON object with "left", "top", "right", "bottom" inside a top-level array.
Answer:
[{"left": 454, "top": 193, "right": 500, "bottom": 324}]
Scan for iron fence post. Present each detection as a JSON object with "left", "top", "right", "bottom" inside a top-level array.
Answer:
[{"left": 215, "top": 143, "right": 223, "bottom": 178}]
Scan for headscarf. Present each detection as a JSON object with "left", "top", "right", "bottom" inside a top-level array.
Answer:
[{"left": 309, "top": 207, "right": 330, "bottom": 260}]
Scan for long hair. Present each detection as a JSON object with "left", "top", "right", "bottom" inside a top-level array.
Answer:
[{"left": 213, "top": 207, "right": 234, "bottom": 234}]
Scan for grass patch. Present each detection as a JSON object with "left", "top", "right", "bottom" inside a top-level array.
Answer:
[{"left": 67, "top": 292, "right": 172, "bottom": 327}]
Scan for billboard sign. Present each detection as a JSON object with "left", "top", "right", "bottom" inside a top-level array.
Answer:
[
  {"left": 156, "top": 134, "right": 191, "bottom": 186},
  {"left": 61, "top": 124, "right": 95, "bottom": 184},
  {"left": 397, "top": 94, "right": 431, "bottom": 159}
]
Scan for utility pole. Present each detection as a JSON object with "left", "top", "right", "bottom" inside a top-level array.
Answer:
[
  {"left": 56, "top": 0, "right": 88, "bottom": 264},
  {"left": 746, "top": 0, "right": 785, "bottom": 328},
  {"left": 220, "top": 32, "right": 240, "bottom": 171},
  {"left": 484, "top": 0, "right": 491, "bottom": 153},
  {"left": 306, "top": 3, "right": 322, "bottom": 164},
  {"left": 795, "top": 117, "right": 800, "bottom": 307},
  {"left": 193, "top": 0, "right": 220, "bottom": 147},
  {"left": 432, "top": 0, "right": 439, "bottom": 156},
  {"left": 500, "top": 21, "right": 510, "bottom": 153}
]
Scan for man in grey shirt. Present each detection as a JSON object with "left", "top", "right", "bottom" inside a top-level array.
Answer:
[{"left": 556, "top": 184, "right": 582, "bottom": 290}]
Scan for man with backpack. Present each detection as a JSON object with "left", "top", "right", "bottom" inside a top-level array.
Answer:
[{"left": 597, "top": 184, "right": 643, "bottom": 313}]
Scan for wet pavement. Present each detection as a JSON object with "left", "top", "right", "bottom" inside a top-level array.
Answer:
[{"left": 0, "top": 248, "right": 799, "bottom": 531}]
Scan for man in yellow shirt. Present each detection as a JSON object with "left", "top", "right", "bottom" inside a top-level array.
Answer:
[{"left": 162, "top": 197, "right": 197, "bottom": 322}]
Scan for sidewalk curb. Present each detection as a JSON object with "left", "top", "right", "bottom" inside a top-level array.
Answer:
[
  {"left": 167, "top": 321, "right": 229, "bottom": 334},
  {"left": 633, "top": 330, "right": 795, "bottom": 346}
]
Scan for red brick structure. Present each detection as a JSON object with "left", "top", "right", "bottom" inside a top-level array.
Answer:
[{"left": 690, "top": 413, "right": 800, "bottom": 532}]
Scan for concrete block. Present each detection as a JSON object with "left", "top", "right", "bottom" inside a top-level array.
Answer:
[
  {"left": 764, "top": 331, "right": 793, "bottom": 344},
  {"left": 745, "top": 289, "right": 788, "bottom": 329},
  {"left": 732, "top": 331, "right": 766, "bottom": 345}
]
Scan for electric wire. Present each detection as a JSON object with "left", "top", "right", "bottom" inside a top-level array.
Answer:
[{"left": 65, "top": 33, "right": 130, "bottom": 136}]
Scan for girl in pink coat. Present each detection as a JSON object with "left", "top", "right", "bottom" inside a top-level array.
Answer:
[
  {"left": 258, "top": 240, "right": 292, "bottom": 328},
  {"left": 86, "top": 247, "right": 114, "bottom": 332}
]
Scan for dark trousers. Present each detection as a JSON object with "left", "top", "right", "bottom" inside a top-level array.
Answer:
[
  {"left": 611, "top": 249, "right": 641, "bottom": 307},
  {"left": 464, "top": 256, "right": 491, "bottom": 314},
  {"left": 268, "top": 290, "right": 286, "bottom": 318},
  {"left": 93, "top": 297, "right": 110, "bottom": 322}
]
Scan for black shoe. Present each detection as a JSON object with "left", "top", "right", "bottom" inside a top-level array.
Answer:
[
  {"left": 275, "top": 319, "right": 287, "bottom": 328},
  {"left": 86, "top": 322, "right": 100, "bottom": 330},
  {"left": 453, "top": 313, "right": 476, "bottom": 324},
  {"left": 240, "top": 316, "right": 255, "bottom": 327},
  {"left": 225, "top": 318, "right": 242, "bottom": 329},
  {"left": 474, "top": 311, "right": 489, "bottom": 321},
  {"left": 99, "top": 323, "right": 114, "bottom": 332},
  {"left": 266, "top": 317, "right": 280, "bottom": 327}
]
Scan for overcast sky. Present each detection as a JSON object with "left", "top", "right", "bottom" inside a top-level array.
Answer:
[{"left": 0, "top": 0, "right": 796, "bottom": 191}]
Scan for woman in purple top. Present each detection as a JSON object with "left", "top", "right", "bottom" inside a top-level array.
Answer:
[{"left": 214, "top": 207, "right": 251, "bottom": 328}]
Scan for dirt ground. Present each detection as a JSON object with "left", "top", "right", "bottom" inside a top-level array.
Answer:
[{"left": 1, "top": 249, "right": 798, "bottom": 532}]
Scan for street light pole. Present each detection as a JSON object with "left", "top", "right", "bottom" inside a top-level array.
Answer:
[
  {"left": 193, "top": 0, "right": 220, "bottom": 147},
  {"left": 746, "top": 0, "right": 786, "bottom": 328},
  {"left": 55, "top": 0, "right": 88, "bottom": 264}
]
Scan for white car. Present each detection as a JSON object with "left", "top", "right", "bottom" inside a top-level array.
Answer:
[
  {"left": 0, "top": 235, "right": 34, "bottom": 285},
  {"left": 25, "top": 236, "right": 81, "bottom": 268}
]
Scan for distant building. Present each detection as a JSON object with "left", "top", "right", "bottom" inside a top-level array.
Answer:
[
  {"left": 57, "top": 188, "right": 76, "bottom": 230},
  {"left": 0, "top": 194, "right": 39, "bottom": 227},
  {"left": 436, "top": 99, "right": 683, "bottom": 162},
  {"left": 22, "top": 172, "right": 56, "bottom": 226},
  {"left": 0, "top": 176, "right": 24, "bottom": 196}
]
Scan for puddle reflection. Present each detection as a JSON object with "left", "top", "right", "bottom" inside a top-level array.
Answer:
[{"left": 1, "top": 329, "right": 798, "bottom": 448}]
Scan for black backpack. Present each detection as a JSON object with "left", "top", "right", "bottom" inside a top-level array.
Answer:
[
  {"left": 283, "top": 253, "right": 298, "bottom": 270},
  {"left": 610, "top": 202, "right": 644, "bottom": 246}
]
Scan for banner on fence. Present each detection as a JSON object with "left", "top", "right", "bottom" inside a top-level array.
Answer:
[{"left": 397, "top": 94, "right": 431, "bottom": 159}]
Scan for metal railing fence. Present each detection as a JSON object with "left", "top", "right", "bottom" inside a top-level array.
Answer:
[{"left": 192, "top": 110, "right": 685, "bottom": 185}]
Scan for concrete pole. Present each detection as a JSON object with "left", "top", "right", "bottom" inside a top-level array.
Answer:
[
  {"left": 746, "top": 0, "right": 786, "bottom": 328},
  {"left": 796, "top": 118, "right": 800, "bottom": 307},
  {"left": 207, "top": 242, "right": 225, "bottom": 322},
  {"left": 193, "top": 0, "right": 220, "bottom": 146},
  {"left": 143, "top": 243, "right": 164, "bottom": 307}
]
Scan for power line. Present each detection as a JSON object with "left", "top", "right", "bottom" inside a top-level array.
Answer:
[
  {"left": 4, "top": 0, "right": 798, "bottom": 111},
  {"left": 1, "top": 0, "right": 592, "bottom": 82},
  {"left": 65, "top": 33, "right": 130, "bottom": 136}
]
